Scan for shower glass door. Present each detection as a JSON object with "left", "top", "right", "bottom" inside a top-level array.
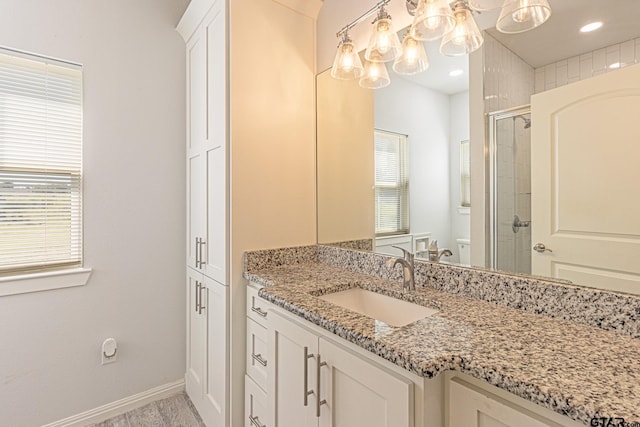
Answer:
[{"left": 488, "top": 106, "right": 532, "bottom": 274}]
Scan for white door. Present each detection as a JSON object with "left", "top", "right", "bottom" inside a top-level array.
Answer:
[
  {"left": 318, "top": 338, "right": 413, "bottom": 427},
  {"left": 200, "top": 276, "right": 227, "bottom": 426},
  {"left": 449, "top": 379, "right": 554, "bottom": 427},
  {"left": 268, "top": 312, "right": 319, "bottom": 427},
  {"left": 531, "top": 63, "right": 640, "bottom": 294},
  {"left": 185, "top": 268, "right": 206, "bottom": 406}
]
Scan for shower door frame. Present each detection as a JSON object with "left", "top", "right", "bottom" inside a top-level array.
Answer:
[{"left": 487, "top": 104, "right": 531, "bottom": 271}]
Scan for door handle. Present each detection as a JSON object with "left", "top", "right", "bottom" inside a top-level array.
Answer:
[
  {"left": 303, "top": 347, "right": 314, "bottom": 406},
  {"left": 198, "top": 285, "right": 207, "bottom": 314},
  {"left": 251, "top": 353, "right": 268, "bottom": 367},
  {"left": 248, "top": 415, "right": 265, "bottom": 427},
  {"left": 195, "top": 281, "right": 200, "bottom": 313},
  {"left": 316, "top": 354, "right": 327, "bottom": 418},
  {"left": 195, "top": 238, "right": 201, "bottom": 268},
  {"left": 199, "top": 239, "right": 206, "bottom": 268},
  {"left": 533, "top": 243, "right": 552, "bottom": 253}
]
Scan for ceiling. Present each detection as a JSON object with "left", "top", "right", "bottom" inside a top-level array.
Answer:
[{"left": 398, "top": 0, "right": 640, "bottom": 94}]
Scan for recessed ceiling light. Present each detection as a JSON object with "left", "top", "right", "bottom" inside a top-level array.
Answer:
[
  {"left": 609, "top": 62, "right": 621, "bottom": 69},
  {"left": 580, "top": 22, "right": 603, "bottom": 33},
  {"left": 449, "top": 69, "right": 464, "bottom": 77}
]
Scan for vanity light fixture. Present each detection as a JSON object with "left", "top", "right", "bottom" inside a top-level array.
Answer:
[
  {"left": 359, "top": 60, "right": 391, "bottom": 89},
  {"left": 580, "top": 21, "right": 603, "bottom": 33},
  {"left": 393, "top": 31, "right": 430, "bottom": 75},
  {"left": 330, "top": 31, "right": 365, "bottom": 80},
  {"left": 410, "top": 0, "right": 456, "bottom": 41},
  {"left": 331, "top": 0, "right": 552, "bottom": 87},
  {"left": 496, "top": 0, "right": 552, "bottom": 34},
  {"left": 440, "top": 1, "right": 484, "bottom": 56},
  {"left": 365, "top": 6, "right": 402, "bottom": 62}
]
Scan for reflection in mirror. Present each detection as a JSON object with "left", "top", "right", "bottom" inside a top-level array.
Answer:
[{"left": 317, "top": 0, "right": 640, "bottom": 295}]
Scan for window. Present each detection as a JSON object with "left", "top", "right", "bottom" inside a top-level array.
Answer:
[
  {"left": 460, "top": 140, "right": 470, "bottom": 207},
  {"left": 374, "top": 130, "right": 409, "bottom": 236},
  {"left": 0, "top": 48, "right": 83, "bottom": 276}
]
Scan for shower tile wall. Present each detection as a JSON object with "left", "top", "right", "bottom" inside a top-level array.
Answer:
[
  {"left": 495, "top": 117, "right": 532, "bottom": 274},
  {"left": 483, "top": 33, "right": 534, "bottom": 273},
  {"left": 534, "top": 37, "right": 640, "bottom": 93},
  {"left": 483, "top": 33, "right": 534, "bottom": 112}
]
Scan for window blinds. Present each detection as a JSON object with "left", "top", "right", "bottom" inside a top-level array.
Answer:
[
  {"left": 460, "top": 140, "right": 471, "bottom": 207},
  {"left": 0, "top": 49, "right": 82, "bottom": 274},
  {"left": 374, "top": 130, "right": 409, "bottom": 236}
]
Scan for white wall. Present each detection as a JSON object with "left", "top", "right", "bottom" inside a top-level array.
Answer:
[
  {"left": 449, "top": 91, "right": 470, "bottom": 263},
  {"left": 0, "top": 1, "right": 189, "bottom": 425},
  {"left": 375, "top": 77, "right": 453, "bottom": 252}
]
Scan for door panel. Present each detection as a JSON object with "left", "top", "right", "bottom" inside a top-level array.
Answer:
[
  {"left": 449, "top": 379, "right": 554, "bottom": 427},
  {"left": 186, "top": 268, "right": 206, "bottom": 403},
  {"left": 531, "top": 63, "right": 640, "bottom": 294},
  {"left": 319, "top": 338, "right": 413, "bottom": 427},
  {"left": 268, "top": 312, "right": 318, "bottom": 427},
  {"left": 201, "top": 276, "right": 227, "bottom": 426},
  {"left": 188, "top": 153, "right": 205, "bottom": 270}
]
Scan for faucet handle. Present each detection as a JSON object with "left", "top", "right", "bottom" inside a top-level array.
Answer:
[{"left": 391, "top": 245, "right": 414, "bottom": 261}]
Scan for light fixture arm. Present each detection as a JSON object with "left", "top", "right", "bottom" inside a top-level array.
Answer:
[{"left": 336, "top": 0, "right": 392, "bottom": 38}]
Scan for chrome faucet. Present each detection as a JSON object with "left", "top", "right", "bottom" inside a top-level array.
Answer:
[
  {"left": 427, "top": 240, "right": 453, "bottom": 262},
  {"left": 385, "top": 245, "right": 415, "bottom": 292}
]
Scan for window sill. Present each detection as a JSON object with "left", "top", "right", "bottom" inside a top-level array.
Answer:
[
  {"left": 457, "top": 206, "right": 471, "bottom": 215},
  {"left": 0, "top": 267, "right": 92, "bottom": 297}
]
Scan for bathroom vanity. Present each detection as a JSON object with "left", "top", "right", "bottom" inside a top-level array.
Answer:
[{"left": 243, "top": 245, "right": 640, "bottom": 427}]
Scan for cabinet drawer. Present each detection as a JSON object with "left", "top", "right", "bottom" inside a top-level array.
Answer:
[
  {"left": 246, "top": 317, "right": 268, "bottom": 391},
  {"left": 247, "top": 284, "right": 268, "bottom": 327},
  {"left": 245, "top": 375, "right": 268, "bottom": 427}
]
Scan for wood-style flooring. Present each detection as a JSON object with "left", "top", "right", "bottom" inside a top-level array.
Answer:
[{"left": 86, "top": 392, "right": 205, "bottom": 427}]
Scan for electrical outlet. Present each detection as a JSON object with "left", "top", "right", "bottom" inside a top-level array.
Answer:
[{"left": 101, "top": 338, "right": 117, "bottom": 365}]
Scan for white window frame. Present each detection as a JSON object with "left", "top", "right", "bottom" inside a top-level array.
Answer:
[
  {"left": 374, "top": 129, "right": 410, "bottom": 236},
  {"left": 0, "top": 47, "right": 91, "bottom": 296}
]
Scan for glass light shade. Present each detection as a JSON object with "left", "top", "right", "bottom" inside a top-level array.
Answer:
[
  {"left": 440, "top": 6, "right": 484, "bottom": 56},
  {"left": 496, "top": 0, "right": 551, "bottom": 34},
  {"left": 393, "top": 34, "right": 429, "bottom": 75},
  {"left": 468, "top": 0, "right": 505, "bottom": 11},
  {"left": 410, "top": 0, "right": 456, "bottom": 41},
  {"left": 359, "top": 61, "right": 391, "bottom": 89},
  {"left": 365, "top": 18, "right": 402, "bottom": 62},
  {"left": 330, "top": 36, "right": 364, "bottom": 80}
]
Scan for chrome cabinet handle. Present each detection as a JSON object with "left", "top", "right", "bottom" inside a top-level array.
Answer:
[
  {"left": 248, "top": 415, "right": 265, "bottom": 427},
  {"left": 533, "top": 243, "right": 552, "bottom": 253},
  {"left": 251, "top": 306, "right": 268, "bottom": 318},
  {"left": 199, "top": 239, "right": 206, "bottom": 268},
  {"left": 303, "top": 347, "right": 314, "bottom": 406},
  {"left": 251, "top": 353, "right": 268, "bottom": 367},
  {"left": 316, "top": 354, "right": 327, "bottom": 417},
  {"left": 198, "top": 285, "right": 206, "bottom": 314},
  {"left": 195, "top": 238, "right": 201, "bottom": 268},
  {"left": 195, "top": 281, "right": 200, "bottom": 313}
]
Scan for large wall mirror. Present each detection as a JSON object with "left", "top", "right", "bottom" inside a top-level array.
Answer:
[{"left": 316, "top": 0, "right": 640, "bottom": 295}]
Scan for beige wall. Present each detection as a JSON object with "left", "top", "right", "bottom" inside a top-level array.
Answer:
[
  {"left": 229, "top": 0, "right": 321, "bottom": 423},
  {"left": 317, "top": 70, "right": 375, "bottom": 244}
]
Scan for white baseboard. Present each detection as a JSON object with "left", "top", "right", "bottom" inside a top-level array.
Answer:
[{"left": 42, "top": 379, "right": 185, "bottom": 427}]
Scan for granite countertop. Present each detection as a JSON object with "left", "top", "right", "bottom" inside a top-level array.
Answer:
[{"left": 245, "top": 262, "right": 640, "bottom": 426}]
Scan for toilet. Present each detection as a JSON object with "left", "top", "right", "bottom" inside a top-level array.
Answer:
[{"left": 456, "top": 238, "right": 471, "bottom": 266}]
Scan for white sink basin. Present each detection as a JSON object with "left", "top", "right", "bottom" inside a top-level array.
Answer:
[{"left": 318, "top": 288, "right": 438, "bottom": 327}]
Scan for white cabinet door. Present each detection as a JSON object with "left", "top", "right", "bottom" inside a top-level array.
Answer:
[
  {"left": 185, "top": 268, "right": 206, "bottom": 404},
  {"left": 199, "top": 276, "right": 227, "bottom": 426},
  {"left": 318, "top": 338, "right": 413, "bottom": 427},
  {"left": 268, "top": 312, "right": 318, "bottom": 427},
  {"left": 449, "top": 379, "right": 556, "bottom": 427},
  {"left": 267, "top": 311, "right": 414, "bottom": 427}
]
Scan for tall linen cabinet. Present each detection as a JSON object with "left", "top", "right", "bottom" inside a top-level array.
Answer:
[{"left": 177, "top": 0, "right": 321, "bottom": 425}]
